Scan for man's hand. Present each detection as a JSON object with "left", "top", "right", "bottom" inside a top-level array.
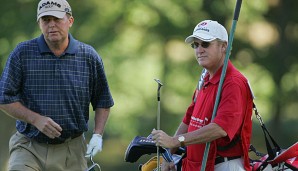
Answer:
[
  {"left": 34, "top": 115, "right": 62, "bottom": 139},
  {"left": 151, "top": 129, "right": 178, "bottom": 148},
  {"left": 85, "top": 134, "right": 103, "bottom": 157},
  {"left": 0, "top": 102, "right": 62, "bottom": 139},
  {"left": 162, "top": 161, "right": 177, "bottom": 171}
]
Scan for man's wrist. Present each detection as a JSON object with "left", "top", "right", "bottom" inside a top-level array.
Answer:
[
  {"left": 93, "top": 133, "right": 103, "bottom": 138},
  {"left": 93, "top": 130, "right": 103, "bottom": 136}
]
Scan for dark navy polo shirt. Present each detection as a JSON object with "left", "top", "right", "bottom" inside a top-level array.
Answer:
[{"left": 0, "top": 34, "right": 114, "bottom": 143}]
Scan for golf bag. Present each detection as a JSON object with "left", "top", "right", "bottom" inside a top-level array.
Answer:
[
  {"left": 249, "top": 103, "right": 298, "bottom": 171},
  {"left": 124, "top": 134, "right": 186, "bottom": 171}
]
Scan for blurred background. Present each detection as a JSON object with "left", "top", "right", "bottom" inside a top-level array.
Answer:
[{"left": 0, "top": 0, "right": 297, "bottom": 170}]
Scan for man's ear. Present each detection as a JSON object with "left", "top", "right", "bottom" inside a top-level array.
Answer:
[
  {"left": 69, "top": 16, "right": 74, "bottom": 28},
  {"left": 221, "top": 43, "right": 228, "bottom": 52},
  {"left": 221, "top": 46, "right": 226, "bottom": 52}
]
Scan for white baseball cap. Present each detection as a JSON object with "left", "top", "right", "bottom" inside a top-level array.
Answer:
[
  {"left": 185, "top": 20, "right": 228, "bottom": 43},
  {"left": 37, "top": 0, "right": 72, "bottom": 21}
]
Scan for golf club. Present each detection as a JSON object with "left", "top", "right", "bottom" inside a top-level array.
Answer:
[
  {"left": 85, "top": 149, "right": 101, "bottom": 171},
  {"left": 200, "top": 0, "right": 243, "bottom": 170},
  {"left": 154, "top": 78, "right": 163, "bottom": 171}
]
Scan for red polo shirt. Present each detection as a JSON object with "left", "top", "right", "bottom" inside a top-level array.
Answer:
[{"left": 182, "top": 61, "right": 253, "bottom": 171}]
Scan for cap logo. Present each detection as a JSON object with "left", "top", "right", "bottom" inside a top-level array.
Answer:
[
  {"left": 196, "top": 27, "right": 209, "bottom": 32},
  {"left": 65, "top": 8, "right": 70, "bottom": 13},
  {"left": 39, "top": 1, "right": 61, "bottom": 10},
  {"left": 194, "top": 22, "right": 209, "bottom": 33},
  {"left": 200, "top": 22, "right": 208, "bottom": 26}
]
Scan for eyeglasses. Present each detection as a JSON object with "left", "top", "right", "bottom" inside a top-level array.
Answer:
[{"left": 191, "top": 41, "right": 211, "bottom": 49}]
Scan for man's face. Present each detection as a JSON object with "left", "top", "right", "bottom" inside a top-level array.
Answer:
[
  {"left": 38, "top": 14, "right": 74, "bottom": 45},
  {"left": 192, "top": 39, "right": 226, "bottom": 71}
]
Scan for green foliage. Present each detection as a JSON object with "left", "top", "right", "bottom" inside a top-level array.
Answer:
[{"left": 1, "top": 0, "right": 298, "bottom": 170}]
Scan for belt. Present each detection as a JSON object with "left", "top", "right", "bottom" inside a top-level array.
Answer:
[
  {"left": 34, "top": 132, "right": 83, "bottom": 145},
  {"left": 215, "top": 156, "right": 241, "bottom": 165}
]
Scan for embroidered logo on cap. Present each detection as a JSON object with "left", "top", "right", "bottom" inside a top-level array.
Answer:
[
  {"left": 195, "top": 22, "right": 210, "bottom": 33},
  {"left": 39, "top": 1, "right": 62, "bottom": 10},
  {"left": 200, "top": 22, "right": 208, "bottom": 26}
]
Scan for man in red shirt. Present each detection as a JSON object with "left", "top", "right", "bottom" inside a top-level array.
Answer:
[{"left": 151, "top": 20, "right": 253, "bottom": 171}]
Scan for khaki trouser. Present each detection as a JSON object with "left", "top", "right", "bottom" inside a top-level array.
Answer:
[{"left": 8, "top": 132, "right": 88, "bottom": 171}]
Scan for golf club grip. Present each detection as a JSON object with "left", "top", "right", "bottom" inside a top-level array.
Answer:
[{"left": 233, "top": 0, "right": 242, "bottom": 21}]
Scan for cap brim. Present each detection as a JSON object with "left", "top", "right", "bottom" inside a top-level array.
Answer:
[
  {"left": 37, "top": 11, "right": 66, "bottom": 21},
  {"left": 185, "top": 33, "right": 216, "bottom": 44}
]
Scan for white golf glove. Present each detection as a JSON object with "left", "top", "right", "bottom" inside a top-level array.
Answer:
[{"left": 85, "top": 134, "right": 103, "bottom": 157}]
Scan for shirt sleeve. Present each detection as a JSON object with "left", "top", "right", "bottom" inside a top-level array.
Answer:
[
  {"left": 213, "top": 79, "right": 246, "bottom": 141},
  {"left": 90, "top": 49, "right": 114, "bottom": 110},
  {"left": 0, "top": 45, "right": 23, "bottom": 104}
]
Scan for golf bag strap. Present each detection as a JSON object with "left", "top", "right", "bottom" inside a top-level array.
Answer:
[
  {"left": 217, "top": 135, "right": 241, "bottom": 151},
  {"left": 194, "top": 69, "right": 207, "bottom": 103},
  {"left": 253, "top": 102, "right": 281, "bottom": 160},
  {"left": 249, "top": 144, "right": 265, "bottom": 157},
  {"left": 261, "top": 124, "right": 281, "bottom": 160}
]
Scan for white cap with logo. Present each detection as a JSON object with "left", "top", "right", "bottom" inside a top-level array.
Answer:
[
  {"left": 185, "top": 20, "right": 228, "bottom": 43},
  {"left": 37, "top": 0, "right": 72, "bottom": 21}
]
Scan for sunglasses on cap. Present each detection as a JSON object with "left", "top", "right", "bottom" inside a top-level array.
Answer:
[{"left": 191, "top": 41, "right": 211, "bottom": 49}]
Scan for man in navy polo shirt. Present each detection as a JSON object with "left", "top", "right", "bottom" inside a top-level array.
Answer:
[{"left": 0, "top": 0, "right": 114, "bottom": 170}]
